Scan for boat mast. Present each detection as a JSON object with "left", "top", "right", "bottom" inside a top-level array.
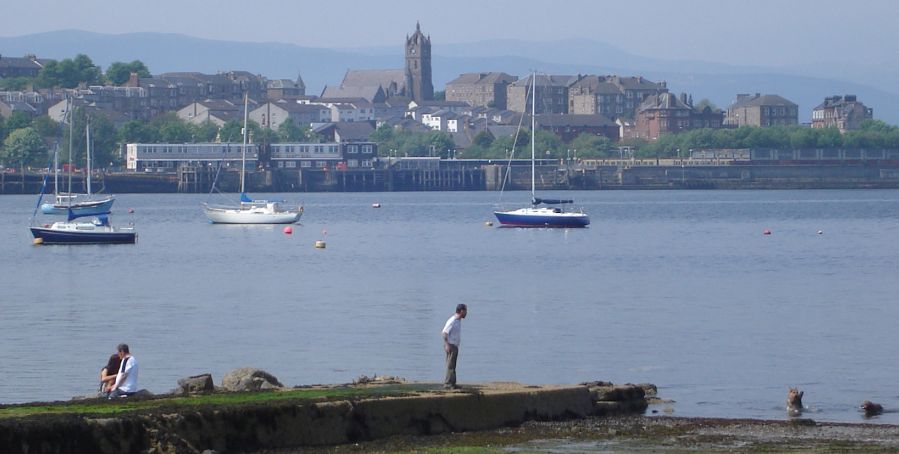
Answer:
[
  {"left": 66, "top": 97, "right": 73, "bottom": 201},
  {"left": 530, "top": 72, "right": 536, "bottom": 198},
  {"left": 240, "top": 92, "right": 248, "bottom": 194},
  {"left": 85, "top": 115, "right": 92, "bottom": 196}
]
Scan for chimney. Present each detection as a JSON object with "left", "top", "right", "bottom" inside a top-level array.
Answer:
[{"left": 126, "top": 72, "right": 140, "bottom": 88}]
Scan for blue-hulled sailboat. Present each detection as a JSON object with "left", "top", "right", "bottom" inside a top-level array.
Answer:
[{"left": 493, "top": 73, "right": 589, "bottom": 228}]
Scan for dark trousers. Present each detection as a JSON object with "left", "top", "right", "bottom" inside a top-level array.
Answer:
[{"left": 445, "top": 344, "right": 459, "bottom": 387}]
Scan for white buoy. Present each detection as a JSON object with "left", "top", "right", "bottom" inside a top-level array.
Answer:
[
  {"left": 817, "top": 230, "right": 823, "bottom": 235},
  {"left": 315, "top": 240, "right": 326, "bottom": 249},
  {"left": 763, "top": 229, "right": 772, "bottom": 235},
  {"left": 485, "top": 221, "right": 494, "bottom": 227},
  {"left": 372, "top": 203, "right": 381, "bottom": 208}
]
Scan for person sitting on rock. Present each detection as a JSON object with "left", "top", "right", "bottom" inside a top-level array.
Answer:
[
  {"left": 108, "top": 343, "right": 139, "bottom": 399},
  {"left": 98, "top": 352, "right": 122, "bottom": 397}
]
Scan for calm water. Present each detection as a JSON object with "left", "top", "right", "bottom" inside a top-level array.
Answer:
[{"left": 3, "top": 189, "right": 899, "bottom": 423}]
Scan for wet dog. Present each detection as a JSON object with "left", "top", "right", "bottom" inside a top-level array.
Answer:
[
  {"left": 786, "top": 387, "right": 804, "bottom": 414},
  {"left": 861, "top": 400, "right": 884, "bottom": 417}
]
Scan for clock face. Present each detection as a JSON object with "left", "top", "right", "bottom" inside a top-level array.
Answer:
[{"left": 411, "top": 49, "right": 416, "bottom": 55}]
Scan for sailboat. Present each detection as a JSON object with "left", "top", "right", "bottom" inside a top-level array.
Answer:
[
  {"left": 493, "top": 73, "right": 590, "bottom": 228},
  {"left": 203, "top": 94, "right": 303, "bottom": 224},
  {"left": 30, "top": 210, "right": 137, "bottom": 245},
  {"left": 41, "top": 111, "right": 115, "bottom": 215},
  {"left": 30, "top": 169, "right": 136, "bottom": 245}
]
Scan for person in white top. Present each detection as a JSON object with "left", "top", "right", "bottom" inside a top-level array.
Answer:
[
  {"left": 108, "top": 343, "right": 139, "bottom": 399},
  {"left": 441, "top": 303, "right": 467, "bottom": 389}
]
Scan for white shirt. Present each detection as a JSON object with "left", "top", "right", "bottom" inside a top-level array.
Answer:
[
  {"left": 443, "top": 314, "right": 462, "bottom": 346},
  {"left": 115, "top": 355, "right": 139, "bottom": 393}
]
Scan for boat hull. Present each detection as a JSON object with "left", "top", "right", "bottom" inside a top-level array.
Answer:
[
  {"left": 40, "top": 197, "right": 115, "bottom": 215},
  {"left": 494, "top": 208, "right": 590, "bottom": 228},
  {"left": 30, "top": 226, "right": 136, "bottom": 244}
]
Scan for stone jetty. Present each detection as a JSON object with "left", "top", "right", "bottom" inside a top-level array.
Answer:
[{"left": 0, "top": 379, "right": 648, "bottom": 453}]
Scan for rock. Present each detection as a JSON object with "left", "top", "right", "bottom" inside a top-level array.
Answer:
[
  {"left": 176, "top": 374, "right": 215, "bottom": 395},
  {"left": 221, "top": 368, "right": 283, "bottom": 392},
  {"left": 353, "top": 374, "right": 406, "bottom": 385}
]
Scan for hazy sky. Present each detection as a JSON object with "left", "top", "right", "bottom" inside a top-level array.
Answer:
[{"left": 5, "top": 0, "right": 897, "bottom": 70}]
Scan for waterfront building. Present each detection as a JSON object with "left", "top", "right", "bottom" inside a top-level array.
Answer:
[
  {"left": 265, "top": 75, "right": 306, "bottom": 100},
  {"left": 568, "top": 75, "right": 668, "bottom": 119},
  {"left": 534, "top": 113, "right": 619, "bottom": 142},
  {"left": 507, "top": 74, "right": 579, "bottom": 114},
  {"left": 811, "top": 95, "right": 873, "bottom": 132},
  {"left": 125, "top": 143, "right": 259, "bottom": 172},
  {"left": 724, "top": 93, "right": 798, "bottom": 127},
  {"left": 446, "top": 72, "right": 517, "bottom": 109},
  {"left": 633, "top": 93, "right": 724, "bottom": 140},
  {"left": 250, "top": 101, "right": 330, "bottom": 130},
  {"left": 0, "top": 54, "right": 52, "bottom": 79},
  {"left": 177, "top": 99, "right": 243, "bottom": 127}
]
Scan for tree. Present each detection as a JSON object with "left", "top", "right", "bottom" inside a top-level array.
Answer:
[
  {"left": 693, "top": 99, "right": 719, "bottom": 111},
  {"left": 31, "top": 116, "right": 60, "bottom": 139},
  {"left": 2, "top": 127, "right": 46, "bottom": 168},
  {"left": 191, "top": 121, "right": 220, "bottom": 143},
  {"left": 118, "top": 120, "right": 159, "bottom": 144},
  {"left": 0, "top": 77, "right": 30, "bottom": 91},
  {"left": 6, "top": 111, "right": 31, "bottom": 130},
  {"left": 277, "top": 121, "right": 314, "bottom": 142},
  {"left": 569, "top": 133, "right": 613, "bottom": 158},
  {"left": 106, "top": 60, "right": 151, "bottom": 85},
  {"left": 432, "top": 90, "right": 446, "bottom": 101},
  {"left": 219, "top": 120, "right": 244, "bottom": 143},
  {"left": 35, "top": 54, "right": 103, "bottom": 88},
  {"left": 472, "top": 130, "right": 493, "bottom": 148}
]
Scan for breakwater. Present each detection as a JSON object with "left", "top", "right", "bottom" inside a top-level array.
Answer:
[{"left": 0, "top": 381, "right": 648, "bottom": 453}]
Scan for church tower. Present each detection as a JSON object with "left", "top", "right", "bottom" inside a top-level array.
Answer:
[{"left": 405, "top": 21, "right": 433, "bottom": 102}]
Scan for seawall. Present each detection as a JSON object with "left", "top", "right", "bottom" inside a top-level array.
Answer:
[{"left": 0, "top": 381, "right": 647, "bottom": 453}]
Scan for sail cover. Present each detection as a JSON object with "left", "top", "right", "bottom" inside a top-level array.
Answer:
[{"left": 532, "top": 197, "right": 574, "bottom": 205}]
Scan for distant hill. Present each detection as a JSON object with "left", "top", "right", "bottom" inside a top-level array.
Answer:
[{"left": 2, "top": 30, "right": 898, "bottom": 124}]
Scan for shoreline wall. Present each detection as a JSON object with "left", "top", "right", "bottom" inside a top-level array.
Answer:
[{"left": 0, "top": 383, "right": 647, "bottom": 453}]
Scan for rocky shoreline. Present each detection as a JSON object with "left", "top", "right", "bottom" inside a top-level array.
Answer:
[{"left": 306, "top": 415, "right": 899, "bottom": 453}]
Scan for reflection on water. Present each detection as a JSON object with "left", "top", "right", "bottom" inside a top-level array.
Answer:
[{"left": 2, "top": 190, "right": 899, "bottom": 424}]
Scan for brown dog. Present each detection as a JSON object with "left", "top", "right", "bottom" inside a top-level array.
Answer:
[
  {"left": 861, "top": 400, "right": 884, "bottom": 416},
  {"left": 786, "top": 387, "right": 804, "bottom": 413}
]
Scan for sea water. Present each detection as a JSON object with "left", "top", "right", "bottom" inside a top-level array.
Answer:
[{"left": 2, "top": 189, "right": 899, "bottom": 423}]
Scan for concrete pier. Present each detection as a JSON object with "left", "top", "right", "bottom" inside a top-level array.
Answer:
[{"left": 0, "top": 381, "right": 648, "bottom": 453}]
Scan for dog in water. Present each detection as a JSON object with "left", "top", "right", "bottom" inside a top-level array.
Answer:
[
  {"left": 786, "top": 387, "right": 804, "bottom": 414},
  {"left": 861, "top": 400, "right": 884, "bottom": 417}
]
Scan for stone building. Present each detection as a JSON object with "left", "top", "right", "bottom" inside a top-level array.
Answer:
[
  {"left": 633, "top": 93, "right": 724, "bottom": 140},
  {"left": 507, "top": 74, "right": 579, "bottom": 114},
  {"left": 0, "top": 54, "right": 52, "bottom": 79},
  {"left": 724, "top": 93, "right": 798, "bottom": 127},
  {"left": 321, "top": 23, "right": 434, "bottom": 104},
  {"left": 404, "top": 22, "right": 434, "bottom": 103},
  {"left": 811, "top": 95, "right": 873, "bottom": 132},
  {"left": 445, "top": 72, "right": 517, "bottom": 109},
  {"left": 266, "top": 75, "right": 306, "bottom": 100},
  {"left": 568, "top": 75, "right": 668, "bottom": 118}
]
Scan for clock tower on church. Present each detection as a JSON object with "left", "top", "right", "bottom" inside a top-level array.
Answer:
[{"left": 404, "top": 22, "right": 433, "bottom": 102}]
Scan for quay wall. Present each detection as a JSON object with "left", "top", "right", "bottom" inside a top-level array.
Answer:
[
  {"left": 0, "top": 382, "right": 647, "bottom": 453},
  {"left": 7, "top": 164, "right": 899, "bottom": 194}
]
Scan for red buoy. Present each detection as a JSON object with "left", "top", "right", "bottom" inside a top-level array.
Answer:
[
  {"left": 283, "top": 226, "right": 293, "bottom": 235},
  {"left": 763, "top": 229, "right": 771, "bottom": 235},
  {"left": 128, "top": 208, "right": 135, "bottom": 214}
]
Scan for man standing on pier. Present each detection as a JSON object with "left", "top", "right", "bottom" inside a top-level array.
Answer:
[{"left": 442, "top": 303, "right": 467, "bottom": 390}]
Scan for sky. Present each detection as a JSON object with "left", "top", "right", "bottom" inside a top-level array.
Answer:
[{"left": 5, "top": 0, "right": 897, "bottom": 71}]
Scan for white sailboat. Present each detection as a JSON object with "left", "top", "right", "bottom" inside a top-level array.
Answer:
[
  {"left": 203, "top": 94, "right": 303, "bottom": 224},
  {"left": 41, "top": 109, "right": 115, "bottom": 215},
  {"left": 493, "top": 72, "right": 589, "bottom": 228}
]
